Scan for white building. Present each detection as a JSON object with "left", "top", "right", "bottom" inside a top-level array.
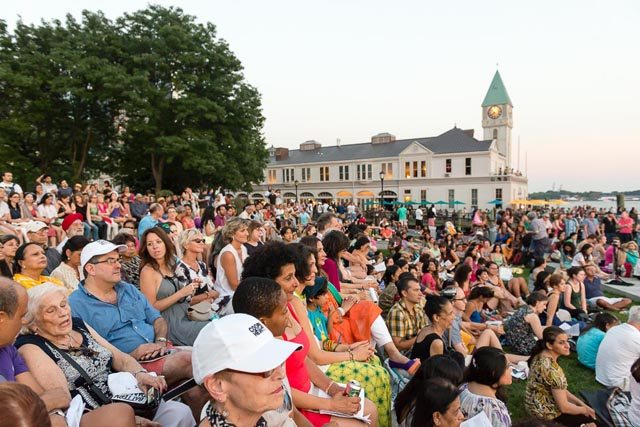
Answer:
[{"left": 244, "top": 71, "right": 528, "bottom": 210}]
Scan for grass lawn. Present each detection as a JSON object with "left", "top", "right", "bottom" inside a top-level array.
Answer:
[{"left": 506, "top": 288, "right": 634, "bottom": 420}]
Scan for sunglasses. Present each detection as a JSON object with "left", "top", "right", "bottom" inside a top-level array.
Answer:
[
  {"left": 191, "top": 239, "right": 204, "bottom": 244},
  {"left": 227, "top": 362, "right": 284, "bottom": 379}
]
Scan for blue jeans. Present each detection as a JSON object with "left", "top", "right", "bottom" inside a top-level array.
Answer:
[{"left": 83, "top": 222, "right": 99, "bottom": 241}]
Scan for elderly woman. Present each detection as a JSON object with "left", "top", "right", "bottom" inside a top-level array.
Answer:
[
  {"left": 193, "top": 313, "right": 303, "bottom": 427},
  {"left": 212, "top": 218, "right": 248, "bottom": 315},
  {"left": 13, "top": 242, "right": 65, "bottom": 291},
  {"left": 16, "top": 284, "right": 194, "bottom": 427},
  {"left": 175, "top": 229, "right": 219, "bottom": 316},
  {"left": 50, "top": 236, "right": 90, "bottom": 292},
  {"left": 139, "top": 227, "right": 209, "bottom": 346}
]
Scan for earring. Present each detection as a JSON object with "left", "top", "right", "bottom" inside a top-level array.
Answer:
[{"left": 221, "top": 405, "right": 229, "bottom": 418}]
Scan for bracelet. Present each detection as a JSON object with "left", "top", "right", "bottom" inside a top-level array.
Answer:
[
  {"left": 325, "top": 380, "right": 335, "bottom": 394},
  {"left": 347, "top": 349, "right": 354, "bottom": 361},
  {"left": 133, "top": 369, "right": 148, "bottom": 377}
]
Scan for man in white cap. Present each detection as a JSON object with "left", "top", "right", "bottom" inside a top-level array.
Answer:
[
  {"left": 193, "top": 313, "right": 301, "bottom": 427},
  {"left": 23, "top": 220, "right": 61, "bottom": 275},
  {"left": 69, "top": 240, "right": 208, "bottom": 418}
]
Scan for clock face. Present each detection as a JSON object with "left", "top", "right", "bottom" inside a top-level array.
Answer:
[{"left": 488, "top": 106, "right": 502, "bottom": 119}]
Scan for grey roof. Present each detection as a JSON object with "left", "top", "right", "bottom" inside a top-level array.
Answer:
[{"left": 269, "top": 127, "right": 493, "bottom": 166}]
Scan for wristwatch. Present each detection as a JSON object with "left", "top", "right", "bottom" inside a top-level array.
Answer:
[{"left": 155, "top": 337, "right": 167, "bottom": 343}]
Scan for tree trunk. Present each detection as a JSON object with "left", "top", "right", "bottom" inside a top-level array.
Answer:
[
  {"left": 72, "top": 128, "right": 91, "bottom": 183},
  {"left": 151, "top": 152, "right": 165, "bottom": 194}
]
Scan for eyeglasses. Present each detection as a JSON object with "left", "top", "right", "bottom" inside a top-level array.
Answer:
[{"left": 91, "top": 257, "right": 121, "bottom": 266}]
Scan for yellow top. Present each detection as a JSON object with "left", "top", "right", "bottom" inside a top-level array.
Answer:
[{"left": 13, "top": 274, "right": 65, "bottom": 291}]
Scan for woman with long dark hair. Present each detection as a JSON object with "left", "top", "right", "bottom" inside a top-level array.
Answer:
[
  {"left": 460, "top": 347, "right": 512, "bottom": 426},
  {"left": 395, "top": 355, "right": 463, "bottom": 426},
  {"left": 525, "top": 327, "right": 596, "bottom": 426},
  {"left": 398, "top": 377, "right": 464, "bottom": 427},
  {"left": 139, "top": 227, "right": 207, "bottom": 346}
]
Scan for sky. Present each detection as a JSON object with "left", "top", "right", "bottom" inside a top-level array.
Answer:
[{"left": 4, "top": 1, "right": 640, "bottom": 192}]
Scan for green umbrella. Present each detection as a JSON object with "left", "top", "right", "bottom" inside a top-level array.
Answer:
[
  {"left": 452, "top": 200, "right": 465, "bottom": 205},
  {"left": 434, "top": 200, "right": 448, "bottom": 205},
  {"left": 419, "top": 200, "right": 434, "bottom": 205},
  {"left": 487, "top": 199, "right": 503, "bottom": 205}
]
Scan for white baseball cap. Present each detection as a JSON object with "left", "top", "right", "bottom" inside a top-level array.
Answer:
[
  {"left": 192, "top": 313, "right": 301, "bottom": 384},
  {"left": 80, "top": 240, "right": 127, "bottom": 270},
  {"left": 23, "top": 221, "right": 48, "bottom": 233}
]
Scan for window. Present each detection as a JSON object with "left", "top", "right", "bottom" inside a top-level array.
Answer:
[
  {"left": 405, "top": 162, "right": 410, "bottom": 178},
  {"left": 496, "top": 188, "right": 503, "bottom": 200},
  {"left": 493, "top": 129, "right": 498, "bottom": 139},
  {"left": 448, "top": 189, "right": 455, "bottom": 209},
  {"left": 413, "top": 161, "right": 418, "bottom": 178},
  {"left": 301, "top": 167, "right": 311, "bottom": 182},
  {"left": 281, "top": 169, "right": 285, "bottom": 183},
  {"left": 381, "top": 162, "right": 393, "bottom": 178},
  {"left": 471, "top": 189, "right": 478, "bottom": 207},
  {"left": 283, "top": 168, "right": 295, "bottom": 183},
  {"left": 367, "top": 164, "right": 372, "bottom": 180},
  {"left": 338, "top": 165, "right": 350, "bottom": 181},
  {"left": 465, "top": 158, "right": 472, "bottom": 176},
  {"left": 420, "top": 190, "right": 427, "bottom": 202},
  {"left": 421, "top": 161, "right": 426, "bottom": 177},
  {"left": 404, "top": 189, "right": 411, "bottom": 202},
  {"left": 320, "top": 166, "right": 329, "bottom": 182},
  {"left": 445, "top": 159, "right": 452, "bottom": 174},
  {"left": 268, "top": 170, "right": 277, "bottom": 184}
]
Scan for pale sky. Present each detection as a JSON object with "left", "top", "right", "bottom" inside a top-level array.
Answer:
[{"left": 4, "top": 0, "right": 640, "bottom": 192}]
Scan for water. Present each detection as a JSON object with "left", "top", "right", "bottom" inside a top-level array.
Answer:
[{"left": 562, "top": 200, "right": 640, "bottom": 211}]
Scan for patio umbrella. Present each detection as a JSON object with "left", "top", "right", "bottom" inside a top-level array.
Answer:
[
  {"left": 488, "top": 199, "right": 503, "bottom": 205},
  {"left": 434, "top": 200, "right": 448, "bottom": 205},
  {"left": 549, "top": 199, "right": 567, "bottom": 205},
  {"left": 452, "top": 200, "right": 465, "bottom": 205},
  {"left": 419, "top": 200, "right": 434, "bottom": 205}
]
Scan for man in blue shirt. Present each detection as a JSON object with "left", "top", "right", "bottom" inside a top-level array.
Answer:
[
  {"left": 583, "top": 264, "right": 631, "bottom": 311},
  {"left": 69, "top": 240, "right": 207, "bottom": 414},
  {"left": 137, "top": 203, "right": 164, "bottom": 239}
]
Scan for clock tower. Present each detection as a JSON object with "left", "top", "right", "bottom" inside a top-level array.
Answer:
[{"left": 482, "top": 70, "right": 513, "bottom": 168}]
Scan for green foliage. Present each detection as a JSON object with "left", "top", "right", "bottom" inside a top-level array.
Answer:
[{"left": 0, "top": 6, "right": 267, "bottom": 193}]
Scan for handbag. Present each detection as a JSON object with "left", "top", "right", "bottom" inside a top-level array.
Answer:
[
  {"left": 187, "top": 300, "right": 213, "bottom": 321},
  {"left": 46, "top": 339, "right": 160, "bottom": 419}
]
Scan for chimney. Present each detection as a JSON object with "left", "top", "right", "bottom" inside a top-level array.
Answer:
[
  {"left": 275, "top": 147, "right": 289, "bottom": 160},
  {"left": 336, "top": 138, "right": 341, "bottom": 148},
  {"left": 371, "top": 132, "right": 396, "bottom": 144}
]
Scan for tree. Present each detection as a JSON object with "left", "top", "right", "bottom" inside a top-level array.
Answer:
[
  {"left": 114, "top": 5, "right": 267, "bottom": 193},
  {"left": 0, "top": 6, "right": 267, "bottom": 193}
]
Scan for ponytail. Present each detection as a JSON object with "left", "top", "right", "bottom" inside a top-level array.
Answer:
[{"left": 528, "top": 326, "right": 565, "bottom": 367}]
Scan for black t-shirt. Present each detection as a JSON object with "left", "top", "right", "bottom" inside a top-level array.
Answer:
[{"left": 603, "top": 216, "right": 617, "bottom": 233}]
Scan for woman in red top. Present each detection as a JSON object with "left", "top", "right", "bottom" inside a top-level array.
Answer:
[
  {"left": 240, "top": 243, "right": 379, "bottom": 427},
  {"left": 619, "top": 211, "right": 635, "bottom": 243}
]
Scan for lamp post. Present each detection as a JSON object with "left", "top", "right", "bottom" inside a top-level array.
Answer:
[
  {"left": 294, "top": 180, "right": 299, "bottom": 203},
  {"left": 379, "top": 171, "right": 385, "bottom": 213}
]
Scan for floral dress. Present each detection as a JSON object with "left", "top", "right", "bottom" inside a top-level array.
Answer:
[{"left": 504, "top": 305, "right": 538, "bottom": 355}]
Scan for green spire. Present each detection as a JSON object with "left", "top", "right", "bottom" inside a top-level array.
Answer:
[{"left": 482, "top": 70, "right": 512, "bottom": 107}]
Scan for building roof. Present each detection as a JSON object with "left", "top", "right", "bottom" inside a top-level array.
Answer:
[
  {"left": 482, "top": 70, "right": 513, "bottom": 107},
  {"left": 269, "top": 127, "right": 494, "bottom": 166}
]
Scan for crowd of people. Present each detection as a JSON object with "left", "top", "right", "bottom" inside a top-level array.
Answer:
[{"left": 1, "top": 170, "right": 640, "bottom": 427}]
